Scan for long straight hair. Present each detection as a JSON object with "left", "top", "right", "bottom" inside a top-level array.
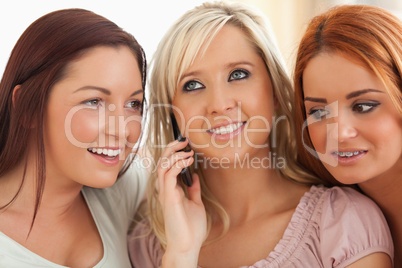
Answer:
[{"left": 0, "top": 8, "right": 147, "bottom": 230}]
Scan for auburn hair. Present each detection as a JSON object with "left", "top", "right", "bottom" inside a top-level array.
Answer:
[
  {"left": 294, "top": 5, "right": 402, "bottom": 185},
  {"left": 0, "top": 8, "right": 146, "bottom": 230}
]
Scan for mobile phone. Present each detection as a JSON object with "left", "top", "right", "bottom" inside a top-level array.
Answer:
[{"left": 170, "top": 112, "right": 193, "bottom": 187}]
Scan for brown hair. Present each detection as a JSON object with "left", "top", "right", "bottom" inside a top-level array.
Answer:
[
  {"left": 294, "top": 5, "right": 402, "bottom": 185},
  {"left": 0, "top": 8, "right": 146, "bottom": 230}
]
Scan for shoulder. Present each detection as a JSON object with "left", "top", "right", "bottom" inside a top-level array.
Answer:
[
  {"left": 318, "top": 186, "right": 388, "bottom": 229},
  {"left": 128, "top": 219, "right": 163, "bottom": 268},
  {"left": 317, "top": 186, "right": 394, "bottom": 267}
]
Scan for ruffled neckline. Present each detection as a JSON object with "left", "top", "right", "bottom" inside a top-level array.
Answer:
[
  {"left": 251, "top": 185, "right": 325, "bottom": 267},
  {"left": 197, "top": 185, "right": 326, "bottom": 268}
]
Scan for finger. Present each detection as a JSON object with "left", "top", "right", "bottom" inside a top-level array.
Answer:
[
  {"left": 164, "top": 157, "right": 194, "bottom": 191},
  {"left": 163, "top": 138, "right": 190, "bottom": 157},
  {"left": 157, "top": 150, "right": 193, "bottom": 181},
  {"left": 161, "top": 157, "right": 194, "bottom": 207},
  {"left": 157, "top": 150, "right": 193, "bottom": 206},
  {"left": 186, "top": 173, "right": 202, "bottom": 204}
]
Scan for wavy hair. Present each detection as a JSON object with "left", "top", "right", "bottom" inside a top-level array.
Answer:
[{"left": 145, "top": 0, "right": 322, "bottom": 248}]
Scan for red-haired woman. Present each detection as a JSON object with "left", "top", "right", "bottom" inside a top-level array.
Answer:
[{"left": 294, "top": 5, "right": 401, "bottom": 267}]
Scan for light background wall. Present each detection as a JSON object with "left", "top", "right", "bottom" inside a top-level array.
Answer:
[
  {"left": 236, "top": 0, "right": 401, "bottom": 73},
  {"left": 0, "top": 0, "right": 400, "bottom": 78}
]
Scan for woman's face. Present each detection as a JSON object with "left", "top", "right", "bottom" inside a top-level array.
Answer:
[
  {"left": 302, "top": 52, "right": 401, "bottom": 184},
  {"left": 172, "top": 25, "right": 275, "bottom": 164},
  {"left": 44, "top": 46, "right": 143, "bottom": 188}
]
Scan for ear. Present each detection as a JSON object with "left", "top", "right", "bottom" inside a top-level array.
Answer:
[
  {"left": 12, "top": 85, "right": 21, "bottom": 108},
  {"left": 12, "top": 85, "right": 36, "bottom": 129}
]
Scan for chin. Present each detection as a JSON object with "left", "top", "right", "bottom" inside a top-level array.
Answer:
[{"left": 85, "top": 172, "right": 119, "bottom": 189}]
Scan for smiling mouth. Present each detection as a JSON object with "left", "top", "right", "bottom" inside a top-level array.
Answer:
[
  {"left": 332, "top": 150, "right": 367, "bottom": 158},
  {"left": 207, "top": 121, "right": 246, "bottom": 135},
  {"left": 87, "top": 147, "right": 121, "bottom": 159}
]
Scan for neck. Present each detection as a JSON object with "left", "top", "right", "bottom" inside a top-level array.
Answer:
[
  {"left": 200, "top": 149, "right": 308, "bottom": 225},
  {"left": 0, "top": 152, "right": 83, "bottom": 226}
]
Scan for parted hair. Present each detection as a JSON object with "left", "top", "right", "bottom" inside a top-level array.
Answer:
[
  {"left": 294, "top": 4, "right": 402, "bottom": 185},
  {"left": 0, "top": 8, "right": 146, "bottom": 231},
  {"left": 145, "top": 0, "right": 323, "bottom": 248}
]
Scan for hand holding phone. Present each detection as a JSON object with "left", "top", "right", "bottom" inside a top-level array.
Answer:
[{"left": 170, "top": 113, "right": 193, "bottom": 187}]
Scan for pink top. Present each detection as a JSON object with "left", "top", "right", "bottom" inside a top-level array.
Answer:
[{"left": 128, "top": 185, "right": 393, "bottom": 267}]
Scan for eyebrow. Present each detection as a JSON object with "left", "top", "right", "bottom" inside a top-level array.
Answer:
[
  {"left": 304, "top": 89, "right": 384, "bottom": 103},
  {"left": 179, "top": 61, "right": 255, "bottom": 82},
  {"left": 74, "top": 86, "right": 143, "bottom": 97},
  {"left": 74, "top": 86, "right": 111, "bottom": 95},
  {"left": 345, "top": 89, "right": 383, "bottom": 99},
  {"left": 304, "top": 96, "right": 327, "bottom": 103}
]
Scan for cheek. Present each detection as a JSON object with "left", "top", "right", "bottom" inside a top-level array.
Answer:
[
  {"left": 307, "top": 124, "right": 327, "bottom": 151},
  {"left": 126, "top": 120, "right": 142, "bottom": 146},
  {"left": 369, "top": 116, "right": 402, "bottom": 152},
  {"left": 69, "top": 111, "right": 99, "bottom": 146}
]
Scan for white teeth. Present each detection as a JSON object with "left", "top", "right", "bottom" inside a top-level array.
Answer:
[
  {"left": 335, "top": 151, "right": 365, "bottom": 158},
  {"left": 209, "top": 122, "right": 244, "bottom": 135},
  {"left": 88, "top": 148, "right": 121, "bottom": 157}
]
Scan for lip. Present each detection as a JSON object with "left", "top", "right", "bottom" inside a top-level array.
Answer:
[
  {"left": 330, "top": 149, "right": 368, "bottom": 165},
  {"left": 206, "top": 121, "right": 246, "bottom": 141},
  {"left": 87, "top": 146, "right": 123, "bottom": 166}
]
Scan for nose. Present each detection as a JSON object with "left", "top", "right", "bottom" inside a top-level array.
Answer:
[
  {"left": 206, "top": 85, "right": 237, "bottom": 115},
  {"left": 102, "top": 104, "right": 128, "bottom": 146},
  {"left": 328, "top": 111, "right": 358, "bottom": 142}
]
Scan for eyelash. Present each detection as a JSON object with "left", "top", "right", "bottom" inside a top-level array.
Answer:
[
  {"left": 182, "top": 80, "right": 204, "bottom": 92},
  {"left": 352, "top": 102, "right": 380, "bottom": 113},
  {"left": 308, "top": 108, "right": 329, "bottom": 120},
  {"left": 82, "top": 98, "right": 143, "bottom": 112},
  {"left": 228, "top": 69, "right": 249, "bottom": 81},
  {"left": 308, "top": 102, "right": 381, "bottom": 120},
  {"left": 83, "top": 98, "right": 102, "bottom": 107},
  {"left": 126, "top": 100, "right": 143, "bottom": 112},
  {"left": 182, "top": 69, "right": 250, "bottom": 92}
]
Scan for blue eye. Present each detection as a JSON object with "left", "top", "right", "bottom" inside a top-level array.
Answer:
[
  {"left": 229, "top": 69, "right": 249, "bottom": 81},
  {"left": 352, "top": 102, "right": 380, "bottom": 113},
  {"left": 183, "top": 80, "right": 204, "bottom": 92},
  {"left": 308, "top": 109, "right": 329, "bottom": 120},
  {"left": 126, "top": 100, "right": 143, "bottom": 111}
]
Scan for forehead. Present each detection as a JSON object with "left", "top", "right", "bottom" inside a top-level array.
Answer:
[
  {"left": 187, "top": 24, "right": 257, "bottom": 66},
  {"left": 302, "top": 52, "right": 382, "bottom": 96}
]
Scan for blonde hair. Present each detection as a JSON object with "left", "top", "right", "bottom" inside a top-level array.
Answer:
[{"left": 145, "top": 0, "right": 322, "bottom": 248}]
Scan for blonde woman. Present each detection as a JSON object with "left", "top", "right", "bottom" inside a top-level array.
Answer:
[{"left": 128, "top": 2, "right": 393, "bottom": 267}]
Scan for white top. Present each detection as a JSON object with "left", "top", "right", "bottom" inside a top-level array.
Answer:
[{"left": 0, "top": 158, "right": 147, "bottom": 268}]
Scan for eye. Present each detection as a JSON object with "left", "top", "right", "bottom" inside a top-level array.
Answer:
[
  {"left": 308, "top": 108, "right": 329, "bottom": 120},
  {"left": 83, "top": 98, "right": 102, "bottom": 107},
  {"left": 352, "top": 102, "right": 380, "bottom": 113},
  {"left": 183, "top": 80, "right": 204, "bottom": 92},
  {"left": 126, "top": 100, "right": 143, "bottom": 111},
  {"left": 228, "top": 69, "right": 249, "bottom": 81}
]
